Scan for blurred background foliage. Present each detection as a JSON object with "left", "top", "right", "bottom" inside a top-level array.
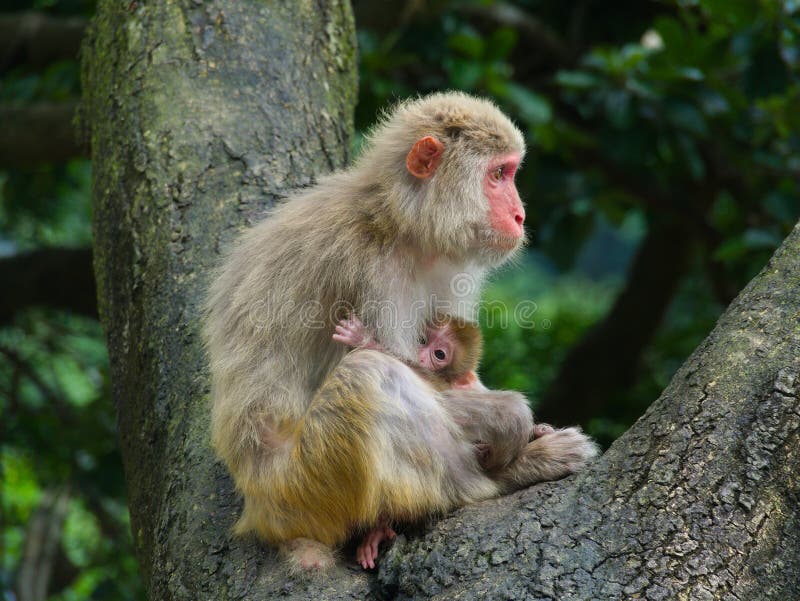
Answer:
[{"left": 1, "top": 0, "right": 798, "bottom": 599}]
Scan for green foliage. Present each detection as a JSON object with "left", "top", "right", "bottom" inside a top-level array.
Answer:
[
  {"left": 356, "top": 0, "right": 800, "bottom": 444},
  {"left": 0, "top": 159, "right": 93, "bottom": 250},
  {"left": 480, "top": 260, "right": 617, "bottom": 403},
  {"left": 1, "top": 1, "right": 138, "bottom": 594},
  {"left": 3, "top": 0, "right": 800, "bottom": 597},
  {"left": 1, "top": 311, "right": 143, "bottom": 600}
]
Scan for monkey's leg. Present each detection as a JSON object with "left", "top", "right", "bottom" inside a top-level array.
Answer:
[
  {"left": 494, "top": 427, "right": 599, "bottom": 493},
  {"left": 438, "top": 389, "right": 533, "bottom": 473}
]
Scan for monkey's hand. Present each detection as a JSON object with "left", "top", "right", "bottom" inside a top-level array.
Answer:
[
  {"left": 475, "top": 441, "right": 492, "bottom": 469},
  {"left": 356, "top": 523, "right": 396, "bottom": 570},
  {"left": 531, "top": 423, "right": 555, "bottom": 439},
  {"left": 333, "top": 315, "right": 377, "bottom": 350}
]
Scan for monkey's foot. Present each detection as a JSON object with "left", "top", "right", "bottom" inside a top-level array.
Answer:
[
  {"left": 356, "top": 524, "right": 396, "bottom": 570},
  {"left": 284, "top": 538, "right": 335, "bottom": 572}
]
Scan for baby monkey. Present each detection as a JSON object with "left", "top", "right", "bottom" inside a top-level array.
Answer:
[
  {"left": 333, "top": 314, "right": 554, "bottom": 568},
  {"left": 333, "top": 313, "right": 484, "bottom": 391}
]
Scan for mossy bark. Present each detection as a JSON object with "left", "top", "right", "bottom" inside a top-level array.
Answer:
[
  {"left": 83, "top": 1, "right": 799, "bottom": 599},
  {"left": 81, "top": 1, "right": 360, "bottom": 598}
]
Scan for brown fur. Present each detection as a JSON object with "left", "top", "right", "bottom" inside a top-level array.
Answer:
[{"left": 204, "top": 92, "right": 598, "bottom": 570}]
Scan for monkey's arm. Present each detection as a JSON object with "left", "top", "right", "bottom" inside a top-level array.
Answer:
[{"left": 451, "top": 370, "right": 487, "bottom": 390}]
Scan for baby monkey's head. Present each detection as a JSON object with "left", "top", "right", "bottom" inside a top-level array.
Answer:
[{"left": 418, "top": 314, "right": 482, "bottom": 386}]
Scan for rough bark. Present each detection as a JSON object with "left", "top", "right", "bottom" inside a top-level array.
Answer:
[
  {"left": 81, "top": 1, "right": 358, "bottom": 598},
  {"left": 83, "top": 1, "right": 799, "bottom": 599},
  {"left": 378, "top": 222, "right": 800, "bottom": 599}
]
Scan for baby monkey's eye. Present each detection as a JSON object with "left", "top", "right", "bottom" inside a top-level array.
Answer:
[
  {"left": 418, "top": 336, "right": 427, "bottom": 346},
  {"left": 433, "top": 349, "right": 447, "bottom": 361},
  {"left": 490, "top": 166, "right": 504, "bottom": 181}
]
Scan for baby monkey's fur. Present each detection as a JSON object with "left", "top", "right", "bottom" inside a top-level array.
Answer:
[{"left": 205, "top": 92, "right": 598, "bottom": 570}]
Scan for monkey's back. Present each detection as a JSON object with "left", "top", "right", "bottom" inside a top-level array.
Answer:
[{"left": 204, "top": 174, "right": 396, "bottom": 472}]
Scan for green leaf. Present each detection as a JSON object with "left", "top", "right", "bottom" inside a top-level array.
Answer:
[
  {"left": 605, "top": 90, "right": 633, "bottom": 127},
  {"left": 444, "top": 58, "right": 484, "bottom": 89},
  {"left": 504, "top": 83, "right": 552, "bottom": 124},
  {"left": 448, "top": 32, "right": 485, "bottom": 59},
  {"left": 555, "top": 70, "right": 601, "bottom": 89},
  {"left": 667, "top": 102, "right": 709, "bottom": 137},
  {"left": 763, "top": 190, "right": 800, "bottom": 222},
  {"left": 53, "top": 356, "right": 97, "bottom": 407},
  {"left": 676, "top": 133, "right": 706, "bottom": 179},
  {"left": 485, "top": 28, "right": 518, "bottom": 61},
  {"left": 742, "top": 227, "right": 782, "bottom": 248},
  {"left": 654, "top": 17, "right": 686, "bottom": 51},
  {"left": 677, "top": 67, "right": 705, "bottom": 81}
]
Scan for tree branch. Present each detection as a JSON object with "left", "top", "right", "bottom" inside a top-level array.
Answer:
[
  {"left": 0, "top": 12, "right": 87, "bottom": 72},
  {"left": 0, "top": 247, "right": 96, "bottom": 323},
  {"left": 14, "top": 488, "right": 71, "bottom": 601},
  {"left": 537, "top": 218, "right": 694, "bottom": 427},
  {"left": 378, "top": 222, "right": 800, "bottom": 599},
  {"left": 0, "top": 102, "right": 87, "bottom": 167},
  {"left": 460, "top": 2, "right": 571, "bottom": 65}
]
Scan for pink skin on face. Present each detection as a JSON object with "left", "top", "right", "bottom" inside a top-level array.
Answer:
[
  {"left": 483, "top": 153, "right": 525, "bottom": 243},
  {"left": 417, "top": 325, "right": 454, "bottom": 371}
]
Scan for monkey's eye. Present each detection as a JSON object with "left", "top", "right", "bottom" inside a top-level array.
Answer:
[
  {"left": 490, "top": 166, "right": 504, "bottom": 181},
  {"left": 434, "top": 349, "right": 447, "bottom": 361}
]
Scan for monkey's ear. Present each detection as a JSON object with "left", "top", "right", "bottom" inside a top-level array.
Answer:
[{"left": 406, "top": 136, "right": 444, "bottom": 179}]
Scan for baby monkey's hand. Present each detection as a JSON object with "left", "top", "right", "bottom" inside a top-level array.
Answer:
[{"left": 333, "top": 315, "right": 376, "bottom": 349}]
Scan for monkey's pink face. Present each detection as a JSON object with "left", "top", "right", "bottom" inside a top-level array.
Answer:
[
  {"left": 483, "top": 153, "right": 525, "bottom": 249},
  {"left": 418, "top": 326, "right": 454, "bottom": 371}
]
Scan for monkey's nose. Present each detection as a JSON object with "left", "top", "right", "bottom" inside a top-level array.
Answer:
[{"left": 514, "top": 213, "right": 524, "bottom": 226}]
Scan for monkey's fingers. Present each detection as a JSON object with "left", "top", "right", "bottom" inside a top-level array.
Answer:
[
  {"left": 475, "top": 442, "right": 491, "bottom": 466},
  {"left": 333, "top": 326, "right": 361, "bottom": 346},
  {"left": 344, "top": 314, "right": 364, "bottom": 328},
  {"left": 356, "top": 542, "right": 369, "bottom": 569},
  {"left": 367, "top": 536, "right": 379, "bottom": 569},
  {"left": 532, "top": 423, "right": 555, "bottom": 439},
  {"left": 357, "top": 534, "right": 374, "bottom": 569},
  {"left": 337, "top": 316, "right": 362, "bottom": 331}
]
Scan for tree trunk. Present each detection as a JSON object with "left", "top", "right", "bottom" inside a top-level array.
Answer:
[
  {"left": 82, "top": 1, "right": 800, "bottom": 599},
  {"left": 81, "top": 1, "right": 360, "bottom": 598}
]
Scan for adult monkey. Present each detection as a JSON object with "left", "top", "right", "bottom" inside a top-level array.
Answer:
[{"left": 205, "top": 92, "right": 597, "bottom": 569}]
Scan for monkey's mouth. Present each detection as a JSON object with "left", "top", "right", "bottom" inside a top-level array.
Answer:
[{"left": 474, "top": 226, "right": 526, "bottom": 252}]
